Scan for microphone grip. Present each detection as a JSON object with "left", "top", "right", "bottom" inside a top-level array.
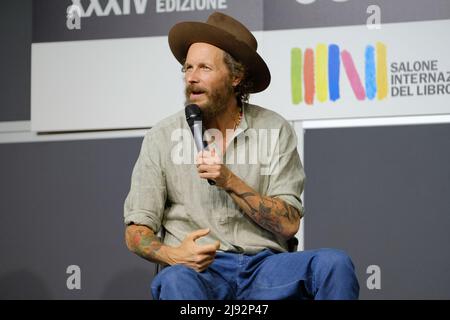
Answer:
[{"left": 192, "top": 122, "right": 216, "bottom": 186}]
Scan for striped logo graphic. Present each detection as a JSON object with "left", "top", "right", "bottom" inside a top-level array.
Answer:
[{"left": 291, "top": 43, "right": 388, "bottom": 105}]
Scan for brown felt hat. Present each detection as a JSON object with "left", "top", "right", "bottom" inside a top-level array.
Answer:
[{"left": 168, "top": 12, "right": 271, "bottom": 93}]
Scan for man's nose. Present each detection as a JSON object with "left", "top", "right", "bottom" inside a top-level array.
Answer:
[{"left": 186, "top": 68, "right": 199, "bottom": 84}]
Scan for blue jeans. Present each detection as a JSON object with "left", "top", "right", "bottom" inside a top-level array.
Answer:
[{"left": 151, "top": 248, "right": 359, "bottom": 300}]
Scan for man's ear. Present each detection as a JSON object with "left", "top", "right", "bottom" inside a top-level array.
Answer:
[{"left": 232, "top": 73, "right": 243, "bottom": 87}]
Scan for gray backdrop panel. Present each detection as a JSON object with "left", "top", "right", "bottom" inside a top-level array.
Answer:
[
  {"left": 263, "top": 0, "right": 450, "bottom": 31},
  {"left": 1, "top": 125, "right": 450, "bottom": 299},
  {"left": 0, "top": 137, "right": 156, "bottom": 299},
  {"left": 0, "top": 0, "right": 31, "bottom": 121},
  {"left": 33, "top": 0, "right": 263, "bottom": 42},
  {"left": 304, "top": 124, "right": 450, "bottom": 299}
]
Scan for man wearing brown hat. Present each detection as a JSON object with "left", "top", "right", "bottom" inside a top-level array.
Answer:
[{"left": 124, "top": 12, "right": 359, "bottom": 300}]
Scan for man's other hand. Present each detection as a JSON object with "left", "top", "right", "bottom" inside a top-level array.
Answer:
[{"left": 169, "top": 228, "right": 220, "bottom": 272}]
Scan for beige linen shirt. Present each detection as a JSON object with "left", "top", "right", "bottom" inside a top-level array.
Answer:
[{"left": 124, "top": 103, "right": 305, "bottom": 254}]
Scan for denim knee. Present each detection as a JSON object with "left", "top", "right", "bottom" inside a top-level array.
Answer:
[
  {"left": 314, "top": 248, "right": 355, "bottom": 273},
  {"left": 307, "top": 249, "right": 359, "bottom": 299}
]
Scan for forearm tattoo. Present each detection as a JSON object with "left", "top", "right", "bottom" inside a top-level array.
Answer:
[
  {"left": 236, "top": 192, "right": 300, "bottom": 236},
  {"left": 127, "top": 227, "right": 162, "bottom": 260}
]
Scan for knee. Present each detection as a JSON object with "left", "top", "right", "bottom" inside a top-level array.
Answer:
[
  {"left": 314, "top": 248, "right": 355, "bottom": 274},
  {"left": 151, "top": 264, "right": 198, "bottom": 299},
  {"left": 307, "top": 249, "right": 359, "bottom": 299}
]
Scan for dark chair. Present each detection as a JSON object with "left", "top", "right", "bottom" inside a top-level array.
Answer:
[{"left": 287, "top": 236, "right": 299, "bottom": 252}]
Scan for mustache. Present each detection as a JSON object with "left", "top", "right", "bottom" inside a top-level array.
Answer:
[{"left": 185, "top": 85, "right": 209, "bottom": 96}]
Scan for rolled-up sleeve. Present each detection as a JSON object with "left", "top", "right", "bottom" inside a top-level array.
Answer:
[
  {"left": 265, "top": 121, "right": 306, "bottom": 218},
  {"left": 123, "top": 130, "right": 167, "bottom": 233}
]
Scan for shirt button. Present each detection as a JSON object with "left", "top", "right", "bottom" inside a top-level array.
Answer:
[{"left": 218, "top": 216, "right": 228, "bottom": 224}]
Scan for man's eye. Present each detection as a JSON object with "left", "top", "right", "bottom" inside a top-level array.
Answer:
[{"left": 201, "top": 66, "right": 211, "bottom": 70}]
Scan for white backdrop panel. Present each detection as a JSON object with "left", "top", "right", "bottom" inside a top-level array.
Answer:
[
  {"left": 31, "top": 33, "right": 265, "bottom": 132},
  {"left": 253, "top": 20, "right": 450, "bottom": 121}
]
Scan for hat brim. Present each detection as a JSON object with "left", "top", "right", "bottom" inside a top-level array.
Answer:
[{"left": 168, "top": 21, "right": 271, "bottom": 93}]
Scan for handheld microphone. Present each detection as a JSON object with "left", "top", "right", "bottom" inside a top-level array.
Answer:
[{"left": 185, "top": 104, "right": 215, "bottom": 186}]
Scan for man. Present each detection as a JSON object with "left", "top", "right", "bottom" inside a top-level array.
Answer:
[{"left": 124, "top": 12, "right": 359, "bottom": 300}]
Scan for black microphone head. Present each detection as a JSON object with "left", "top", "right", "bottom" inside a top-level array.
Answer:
[{"left": 185, "top": 104, "right": 202, "bottom": 127}]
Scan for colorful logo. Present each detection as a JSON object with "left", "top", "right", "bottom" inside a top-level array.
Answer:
[{"left": 291, "top": 42, "right": 388, "bottom": 105}]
